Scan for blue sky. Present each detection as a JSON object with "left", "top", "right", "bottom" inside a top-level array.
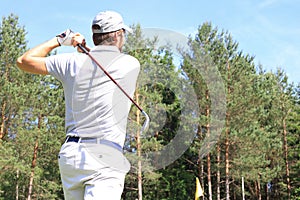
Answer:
[{"left": 1, "top": 0, "right": 299, "bottom": 83}]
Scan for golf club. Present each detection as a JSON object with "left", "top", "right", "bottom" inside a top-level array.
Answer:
[{"left": 77, "top": 44, "right": 150, "bottom": 134}]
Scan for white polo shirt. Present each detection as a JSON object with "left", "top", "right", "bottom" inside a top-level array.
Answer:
[{"left": 45, "top": 45, "right": 140, "bottom": 147}]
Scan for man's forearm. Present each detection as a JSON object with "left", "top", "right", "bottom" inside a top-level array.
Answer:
[
  {"left": 16, "top": 37, "right": 60, "bottom": 75},
  {"left": 26, "top": 37, "right": 60, "bottom": 57}
]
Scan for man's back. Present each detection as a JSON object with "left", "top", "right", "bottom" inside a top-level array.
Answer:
[{"left": 46, "top": 45, "right": 140, "bottom": 147}]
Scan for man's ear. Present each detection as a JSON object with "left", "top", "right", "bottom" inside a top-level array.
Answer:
[{"left": 116, "top": 29, "right": 124, "bottom": 36}]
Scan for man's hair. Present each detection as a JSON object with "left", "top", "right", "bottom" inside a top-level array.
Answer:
[{"left": 92, "top": 24, "right": 120, "bottom": 46}]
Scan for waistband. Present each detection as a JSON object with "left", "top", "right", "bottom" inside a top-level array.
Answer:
[{"left": 65, "top": 136, "right": 123, "bottom": 152}]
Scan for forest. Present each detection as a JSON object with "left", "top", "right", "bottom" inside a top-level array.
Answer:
[{"left": 0, "top": 14, "right": 299, "bottom": 200}]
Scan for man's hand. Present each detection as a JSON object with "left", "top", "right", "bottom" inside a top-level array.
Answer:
[
  {"left": 56, "top": 29, "right": 75, "bottom": 46},
  {"left": 57, "top": 29, "right": 90, "bottom": 52},
  {"left": 72, "top": 33, "right": 91, "bottom": 52},
  {"left": 71, "top": 33, "right": 84, "bottom": 46}
]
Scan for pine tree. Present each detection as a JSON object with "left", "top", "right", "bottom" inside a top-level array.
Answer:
[
  {"left": 288, "top": 84, "right": 300, "bottom": 200},
  {"left": 0, "top": 14, "right": 65, "bottom": 199},
  {"left": 0, "top": 14, "right": 28, "bottom": 199}
]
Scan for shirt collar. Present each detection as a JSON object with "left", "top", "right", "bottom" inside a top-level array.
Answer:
[{"left": 91, "top": 45, "right": 120, "bottom": 53}]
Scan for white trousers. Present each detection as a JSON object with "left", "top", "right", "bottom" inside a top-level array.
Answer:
[{"left": 58, "top": 142, "right": 130, "bottom": 200}]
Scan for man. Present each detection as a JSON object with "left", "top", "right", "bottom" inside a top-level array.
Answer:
[{"left": 17, "top": 11, "right": 140, "bottom": 200}]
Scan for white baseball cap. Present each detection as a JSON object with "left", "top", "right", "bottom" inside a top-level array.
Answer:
[{"left": 92, "top": 11, "right": 132, "bottom": 34}]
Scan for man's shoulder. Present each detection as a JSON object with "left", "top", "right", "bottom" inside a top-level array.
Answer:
[
  {"left": 120, "top": 54, "right": 140, "bottom": 65},
  {"left": 47, "top": 52, "right": 84, "bottom": 62}
]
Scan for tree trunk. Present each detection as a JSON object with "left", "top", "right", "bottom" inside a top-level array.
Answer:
[
  {"left": 27, "top": 138, "right": 39, "bottom": 200},
  {"left": 201, "top": 164, "right": 204, "bottom": 200},
  {"left": 242, "top": 177, "right": 245, "bottom": 200},
  {"left": 258, "top": 180, "right": 262, "bottom": 200},
  {"left": 256, "top": 179, "right": 261, "bottom": 200},
  {"left": 27, "top": 115, "right": 41, "bottom": 200},
  {"left": 0, "top": 100, "right": 7, "bottom": 140},
  {"left": 217, "top": 143, "right": 221, "bottom": 200},
  {"left": 136, "top": 93, "right": 143, "bottom": 200},
  {"left": 16, "top": 169, "right": 19, "bottom": 200},
  {"left": 1, "top": 53, "right": 10, "bottom": 140},
  {"left": 225, "top": 61, "right": 231, "bottom": 200},
  {"left": 207, "top": 153, "right": 212, "bottom": 200},
  {"left": 283, "top": 110, "right": 291, "bottom": 199},
  {"left": 206, "top": 99, "right": 212, "bottom": 200},
  {"left": 196, "top": 124, "right": 205, "bottom": 200},
  {"left": 225, "top": 132, "right": 230, "bottom": 200}
]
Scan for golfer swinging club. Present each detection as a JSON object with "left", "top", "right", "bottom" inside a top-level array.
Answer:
[{"left": 17, "top": 11, "right": 140, "bottom": 199}]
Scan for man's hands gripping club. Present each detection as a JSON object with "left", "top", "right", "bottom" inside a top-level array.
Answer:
[
  {"left": 56, "top": 29, "right": 75, "bottom": 46},
  {"left": 56, "top": 29, "right": 90, "bottom": 52}
]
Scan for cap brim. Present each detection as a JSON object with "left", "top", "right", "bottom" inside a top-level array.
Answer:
[
  {"left": 123, "top": 25, "right": 133, "bottom": 33},
  {"left": 91, "top": 24, "right": 133, "bottom": 34}
]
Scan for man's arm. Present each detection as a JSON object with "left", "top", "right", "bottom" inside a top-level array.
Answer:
[
  {"left": 16, "top": 37, "right": 59, "bottom": 75},
  {"left": 16, "top": 29, "right": 88, "bottom": 75}
]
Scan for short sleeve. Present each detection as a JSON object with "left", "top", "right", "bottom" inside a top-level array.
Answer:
[{"left": 45, "top": 53, "right": 78, "bottom": 83}]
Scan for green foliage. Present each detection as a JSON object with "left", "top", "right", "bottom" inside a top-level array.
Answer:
[
  {"left": 0, "top": 14, "right": 64, "bottom": 199},
  {"left": 181, "top": 22, "right": 299, "bottom": 200}
]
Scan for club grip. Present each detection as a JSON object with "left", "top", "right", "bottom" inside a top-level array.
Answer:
[{"left": 77, "top": 44, "right": 89, "bottom": 54}]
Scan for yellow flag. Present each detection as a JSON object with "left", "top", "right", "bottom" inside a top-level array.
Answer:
[{"left": 195, "top": 177, "right": 204, "bottom": 200}]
